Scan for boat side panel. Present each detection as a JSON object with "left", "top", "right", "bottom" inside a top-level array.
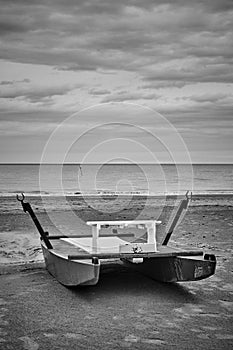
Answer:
[
  {"left": 41, "top": 245, "right": 100, "bottom": 286},
  {"left": 122, "top": 257, "right": 178, "bottom": 282},
  {"left": 174, "top": 256, "right": 216, "bottom": 281},
  {"left": 123, "top": 256, "right": 216, "bottom": 282}
]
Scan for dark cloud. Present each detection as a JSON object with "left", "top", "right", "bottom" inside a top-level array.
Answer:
[
  {"left": 141, "top": 81, "right": 188, "bottom": 89},
  {"left": 143, "top": 63, "right": 233, "bottom": 85},
  {"left": 0, "top": 0, "right": 232, "bottom": 163},
  {"left": 0, "top": 0, "right": 232, "bottom": 100},
  {"left": 0, "top": 46, "right": 129, "bottom": 72},
  {"left": 200, "top": 0, "right": 233, "bottom": 13},
  {"left": 0, "top": 80, "right": 14, "bottom": 85},
  {"left": 0, "top": 84, "right": 78, "bottom": 100},
  {"left": 0, "top": 0, "right": 232, "bottom": 78},
  {"left": 89, "top": 88, "right": 110, "bottom": 96},
  {"left": 0, "top": 79, "right": 30, "bottom": 85},
  {"left": 102, "top": 91, "right": 161, "bottom": 103},
  {"left": 0, "top": 21, "right": 29, "bottom": 35},
  {"left": 187, "top": 93, "right": 231, "bottom": 104},
  {"left": 58, "top": 64, "right": 97, "bottom": 72}
]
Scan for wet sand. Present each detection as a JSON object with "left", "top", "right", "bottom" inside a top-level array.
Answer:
[
  {"left": 0, "top": 195, "right": 233, "bottom": 349},
  {"left": 0, "top": 259, "right": 233, "bottom": 349}
]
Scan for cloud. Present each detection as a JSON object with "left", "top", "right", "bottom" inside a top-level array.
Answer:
[
  {"left": 0, "top": 79, "right": 30, "bottom": 85},
  {"left": 0, "top": 79, "right": 81, "bottom": 105},
  {"left": 89, "top": 88, "right": 111, "bottom": 96},
  {"left": 186, "top": 93, "right": 231, "bottom": 104},
  {"left": 140, "top": 81, "right": 188, "bottom": 89},
  {"left": 0, "top": 80, "right": 15, "bottom": 85},
  {"left": 0, "top": 85, "right": 74, "bottom": 99},
  {"left": 0, "top": 0, "right": 232, "bottom": 164},
  {"left": 102, "top": 91, "right": 161, "bottom": 103},
  {"left": 0, "top": 21, "right": 29, "bottom": 35},
  {"left": 0, "top": 0, "right": 232, "bottom": 78},
  {"left": 144, "top": 66, "right": 233, "bottom": 85}
]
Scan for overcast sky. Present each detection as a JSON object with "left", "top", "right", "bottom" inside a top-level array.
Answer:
[{"left": 0, "top": 0, "right": 232, "bottom": 163}]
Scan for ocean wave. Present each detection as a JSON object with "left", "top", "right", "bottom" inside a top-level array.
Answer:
[{"left": 0, "top": 189, "right": 233, "bottom": 198}]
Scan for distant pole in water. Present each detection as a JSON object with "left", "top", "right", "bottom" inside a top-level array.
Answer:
[{"left": 78, "top": 164, "right": 83, "bottom": 176}]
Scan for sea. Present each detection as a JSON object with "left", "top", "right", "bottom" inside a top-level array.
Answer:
[
  {"left": 0, "top": 163, "right": 232, "bottom": 197},
  {"left": 0, "top": 163, "right": 232, "bottom": 214}
]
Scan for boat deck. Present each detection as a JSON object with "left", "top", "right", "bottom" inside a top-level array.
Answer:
[
  {"left": 50, "top": 238, "right": 87, "bottom": 257},
  {"left": 47, "top": 235, "right": 203, "bottom": 260}
]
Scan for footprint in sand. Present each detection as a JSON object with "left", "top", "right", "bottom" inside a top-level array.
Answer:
[
  {"left": 0, "top": 303, "right": 9, "bottom": 334},
  {"left": 19, "top": 336, "right": 39, "bottom": 350},
  {"left": 220, "top": 283, "right": 233, "bottom": 292},
  {"left": 215, "top": 334, "right": 233, "bottom": 340},
  {"left": 142, "top": 338, "right": 166, "bottom": 345},
  {"left": 124, "top": 334, "right": 166, "bottom": 346},
  {"left": 0, "top": 318, "right": 8, "bottom": 326},
  {"left": 44, "top": 333, "right": 58, "bottom": 339},
  {"left": 202, "top": 326, "right": 221, "bottom": 331},
  {"left": 219, "top": 300, "right": 233, "bottom": 312},
  {"left": 124, "top": 334, "right": 140, "bottom": 343},
  {"left": 197, "top": 333, "right": 210, "bottom": 339},
  {"left": 134, "top": 323, "right": 149, "bottom": 331},
  {"left": 0, "top": 298, "right": 9, "bottom": 306},
  {"left": 64, "top": 333, "right": 86, "bottom": 340}
]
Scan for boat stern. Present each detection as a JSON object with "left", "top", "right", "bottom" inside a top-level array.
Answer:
[
  {"left": 175, "top": 253, "right": 216, "bottom": 282},
  {"left": 123, "top": 252, "right": 216, "bottom": 283},
  {"left": 41, "top": 243, "right": 100, "bottom": 287}
]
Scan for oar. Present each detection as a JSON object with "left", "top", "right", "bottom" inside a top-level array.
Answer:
[
  {"left": 162, "top": 191, "right": 191, "bottom": 246},
  {"left": 16, "top": 193, "right": 53, "bottom": 249}
]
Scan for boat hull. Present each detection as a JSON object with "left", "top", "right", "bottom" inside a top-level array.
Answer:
[
  {"left": 122, "top": 254, "right": 216, "bottom": 282},
  {"left": 42, "top": 241, "right": 216, "bottom": 285},
  {"left": 41, "top": 244, "right": 100, "bottom": 286}
]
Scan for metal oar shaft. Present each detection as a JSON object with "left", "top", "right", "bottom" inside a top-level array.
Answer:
[
  {"left": 162, "top": 191, "right": 191, "bottom": 246},
  {"left": 68, "top": 249, "right": 203, "bottom": 260},
  {"left": 17, "top": 194, "right": 53, "bottom": 249}
]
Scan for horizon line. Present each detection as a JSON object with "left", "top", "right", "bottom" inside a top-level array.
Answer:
[{"left": 0, "top": 162, "right": 233, "bottom": 165}]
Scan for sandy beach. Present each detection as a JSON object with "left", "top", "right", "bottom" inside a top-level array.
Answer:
[
  {"left": 1, "top": 0, "right": 233, "bottom": 347},
  {"left": 0, "top": 195, "right": 233, "bottom": 349}
]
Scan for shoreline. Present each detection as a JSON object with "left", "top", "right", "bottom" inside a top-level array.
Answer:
[{"left": 1, "top": 191, "right": 233, "bottom": 197}]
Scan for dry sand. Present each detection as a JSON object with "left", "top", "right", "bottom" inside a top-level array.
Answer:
[{"left": 0, "top": 195, "right": 232, "bottom": 349}]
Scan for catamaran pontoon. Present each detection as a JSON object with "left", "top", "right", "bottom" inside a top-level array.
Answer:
[{"left": 17, "top": 192, "right": 216, "bottom": 286}]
